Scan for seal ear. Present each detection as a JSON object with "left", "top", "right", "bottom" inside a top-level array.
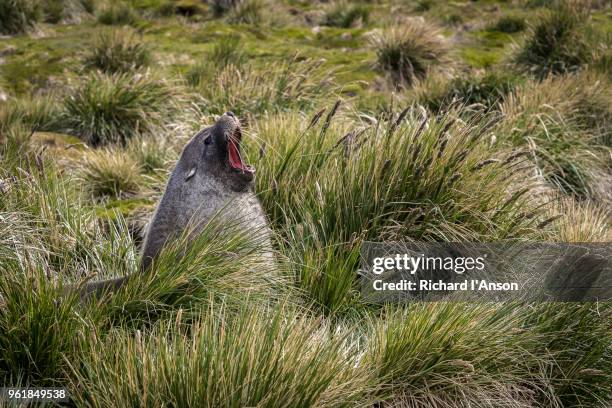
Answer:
[
  {"left": 184, "top": 166, "right": 197, "bottom": 181},
  {"left": 181, "top": 149, "right": 198, "bottom": 180}
]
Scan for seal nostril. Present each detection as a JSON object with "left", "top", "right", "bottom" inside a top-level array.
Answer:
[{"left": 225, "top": 111, "right": 235, "bottom": 118}]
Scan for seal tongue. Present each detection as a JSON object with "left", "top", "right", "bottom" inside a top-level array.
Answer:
[
  {"left": 228, "top": 129, "right": 254, "bottom": 173},
  {"left": 228, "top": 139, "right": 246, "bottom": 170}
]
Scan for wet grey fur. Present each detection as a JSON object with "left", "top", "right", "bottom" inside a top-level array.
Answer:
[{"left": 79, "top": 113, "right": 271, "bottom": 297}]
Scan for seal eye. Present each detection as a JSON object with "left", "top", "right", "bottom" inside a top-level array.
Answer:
[{"left": 204, "top": 135, "right": 212, "bottom": 145}]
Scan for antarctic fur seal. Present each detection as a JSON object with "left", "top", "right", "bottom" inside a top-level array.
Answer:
[{"left": 79, "top": 112, "right": 271, "bottom": 296}]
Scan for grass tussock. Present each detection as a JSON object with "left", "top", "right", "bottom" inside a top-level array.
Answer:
[
  {"left": 79, "top": 148, "right": 144, "bottom": 198},
  {"left": 61, "top": 73, "right": 179, "bottom": 146},
  {"left": 0, "top": 163, "right": 133, "bottom": 385},
  {"left": 552, "top": 197, "right": 611, "bottom": 242},
  {"left": 514, "top": 2, "right": 598, "bottom": 78},
  {"left": 41, "top": 0, "right": 95, "bottom": 24},
  {"left": 186, "top": 36, "right": 246, "bottom": 86},
  {"left": 226, "top": 0, "right": 267, "bottom": 25},
  {"left": 0, "top": 95, "right": 62, "bottom": 133},
  {"left": 193, "top": 59, "right": 334, "bottom": 117},
  {"left": 0, "top": 271, "right": 86, "bottom": 385},
  {"left": 323, "top": 0, "right": 370, "bottom": 28},
  {"left": 525, "top": 302, "right": 612, "bottom": 407},
  {"left": 97, "top": 1, "right": 137, "bottom": 25},
  {"left": 0, "top": 256, "right": 85, "bottom": 384},
  {"left": 0, "top": 0, "right": 41, "bottom": 35},
  {"left": 0, "top": 122, "right": 31, "bottom": 157},
  {"left": 364, "top": 304, "right": 538, "bottom": 405},
  {"left": 257, "top": 108, "right": 543, "bottom": 244},
  {"left": 366, "top": 302, "right": 611, "bottom": 406},
  {"left": 43, "top": 0, "right": 67, "bottom": 23},
  {"left": 85, "top": 28, "right": 152, "bottom": 74},
  {"left": 209, "top": 35, "right": 246, "bottom": 67},
  {"left": 371, "top": 20, "right": 450, "bottom": 86},
  {"left": 126, "top": 136, "right": 173, "bottom": 174},
  {"left": 251, "top": 108, "right": 546, "bottom": 313},
  {"left": 88, "top": 217, "right": 287, "bottom": 326},
  {"left": 498, "top": 71, "right": 611, "bottom": 199},
  {"left": 0, "top": 160, "right": 125, "bottom": 278},
  {"left": 69, "top": 304, "right": 370, "bottom": 407}
]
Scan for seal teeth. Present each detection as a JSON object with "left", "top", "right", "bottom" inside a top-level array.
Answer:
[{"left": 231, "top": 127, "right": 242, "bottom": 143}]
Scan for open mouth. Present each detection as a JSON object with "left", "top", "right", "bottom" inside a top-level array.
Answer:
[{"left": 227, "top": 126, "right": 255, "bottom": 175}]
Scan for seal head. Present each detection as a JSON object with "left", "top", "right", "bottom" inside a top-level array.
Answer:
[{"left": 182, "top": 112, "right": 255, "bottom": 192}]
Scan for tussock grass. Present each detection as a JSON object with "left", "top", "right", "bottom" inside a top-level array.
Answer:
[
  {"left": 84, "top": 225, "right": 286, "bottom": 326},
  {"left": 186, "top": 36, "right": 246, "bottom": 86},
  {"left": 514, "top": 2, "right": 597, "bottom": 77},
  {"left": 126, "top": 136, "right": 173, "bottom": 174},
  {"left": 69, "top": 303, "right": 370, "bottom": 407},
  {"left": 0, "top": 159, "right": 128, "bottom": 280},
  {"left": 61, "top": 73, "right": 179, "bottom": 146},
  {"left": 500, "top": 71, "right": 611, "bottom": 144},
  {"left": 0, "top": 95, "right": 61, "bottom": 133},
  {"left": 525, "top": 302, "right": 612, "bottom": 407},
  {"left": 209, "top": 35, "right": 246, "bottom": 67},
  {"left": 0, "top": 257, "right": 85, "bottom": 385},
  {"left": 42, "top": 0, "right": 66, "bottom": 23},
  {"left": 97, "top": 1, "right": 137, "bottom": 25},
  {"left": 0, "top": 0, "right": 41, "bottom": 34},
  {"left": 0, "top": 122, "right": 36, "bottom": 174},
  {"left": 552, "top": 198, "right": 611, "bottom": 242},
  {"left": 79, "top": 148, "right": 144, "bottom": 198},
  {"left": 40, "top": 0, "right": 96, "bottom": 24},
  {"left": 365, "top": 302, "right": 611, "bottom": 406},
  {"left": 226, "top": 0, "right": 267, "bottom": 25},
  {"left": 42, "top": 0, "right": 95, "bottom": 24},
  {"left": 371, "top": 20, "right": 450, "bottom": 86},
  {"left": 251, "top": 108, "right": 546, "bottom": 312},
  {"left": 364, "top": 304, "right": 538, "bottom": 406},
  {"left": 0, "top": 162, "right": 132, "bottom": 386},
  {"left": 323, "top": 0, "right": 370, "bottom": 28},
  {"left": 85, "top": 28, "right": 151, "bottom": 74},
  {"left": 498, "top": 71, "right": 611, "bottom": 199},
  {"left": 256, "top": 108, "right": 544, "bottom": 243},
  {"left": 193, "top": 59, "right": 334, "bottom": 117}
]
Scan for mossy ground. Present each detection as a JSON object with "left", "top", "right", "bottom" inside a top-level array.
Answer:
[
  {"left": 2, "top": 2, "right": 609, "bottom": 94},
  {"left": 4, "top": 1, "right": 605, "bottom": 96}
]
